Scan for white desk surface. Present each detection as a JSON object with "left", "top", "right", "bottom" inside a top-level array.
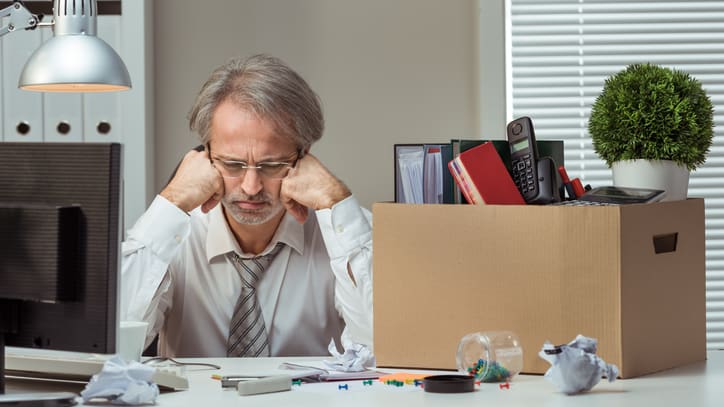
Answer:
[{"left": 6, "top": 351, "right": 724, "bottom": 406}]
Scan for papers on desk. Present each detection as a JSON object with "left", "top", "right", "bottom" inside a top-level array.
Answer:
[{"left": 278, "top": 361, "right": 382, "bottom": 382}]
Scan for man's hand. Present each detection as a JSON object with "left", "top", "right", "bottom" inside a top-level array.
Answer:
[
  {"left": 281, "top": 153, "right": 351, "bottom": 223},
  {"left": 160, "top": 148, "right": 224, "bottom": 213}
]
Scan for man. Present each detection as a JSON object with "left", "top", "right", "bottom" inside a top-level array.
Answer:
[{"left": 121, "top": 54, "right": 373, "bottom": 357}]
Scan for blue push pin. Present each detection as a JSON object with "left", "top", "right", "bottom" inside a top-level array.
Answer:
[{"left": 338, "top": 384, "right": 349, "bottom": 390}]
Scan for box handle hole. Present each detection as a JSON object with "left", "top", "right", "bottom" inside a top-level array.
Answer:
[{"left": 653, "top": 233, "right": 678, "bottom": 254}]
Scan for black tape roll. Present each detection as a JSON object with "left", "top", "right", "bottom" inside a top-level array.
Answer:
[{"left": 423, "top": 375, "right": 475, "bottom": 393}]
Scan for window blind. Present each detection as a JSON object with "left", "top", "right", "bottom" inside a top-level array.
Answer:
[{"left": 508, "top": 0, "right": 724, "bottom": 349}]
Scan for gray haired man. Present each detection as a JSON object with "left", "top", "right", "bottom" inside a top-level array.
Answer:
[{"left": 121, "top": 54, "right": 372, "bottom": 357}]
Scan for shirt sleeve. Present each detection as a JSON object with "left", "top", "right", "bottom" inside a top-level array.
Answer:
[
  {"left": 120, "top": 195, "right": 190, "bottom": 345},
  {"left": 315, "top": 195, "right": 374, "bottom": 350}
]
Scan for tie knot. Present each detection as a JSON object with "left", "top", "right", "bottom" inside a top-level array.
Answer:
[{"left": 228, "top": 243, "right": 284, "bottom": 288}]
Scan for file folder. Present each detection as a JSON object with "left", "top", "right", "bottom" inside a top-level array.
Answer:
[{"left": 394, "top": 144, "right": 454, "bottom": 203}]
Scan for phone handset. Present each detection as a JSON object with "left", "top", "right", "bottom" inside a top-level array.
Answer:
[{"left": 507, "top": 116, "right": 540, "bottom": 202}]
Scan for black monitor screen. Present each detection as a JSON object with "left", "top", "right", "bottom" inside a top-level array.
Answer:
[{"left": 0, "top": 143, "right": 121, "bottom": 390}]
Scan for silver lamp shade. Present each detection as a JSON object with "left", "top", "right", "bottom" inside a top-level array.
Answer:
[{"left": 18, "top": 0, "right": 131, "bottom": 92}]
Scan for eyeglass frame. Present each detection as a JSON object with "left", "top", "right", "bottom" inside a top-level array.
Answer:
[{"left": 206, "top": 143, "right": 304, "bottom": 180}]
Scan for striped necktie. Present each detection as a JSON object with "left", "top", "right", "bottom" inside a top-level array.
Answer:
[{"left": 226, "top": 243, "right": 284, "bottom": 357}]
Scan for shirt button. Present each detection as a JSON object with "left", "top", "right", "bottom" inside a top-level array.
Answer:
[
  {"left": 175, "top": 235, "right": 181, "bottom": 243},
  {"left": 336, "top": 225, "right": 344, "bottom": 233}
]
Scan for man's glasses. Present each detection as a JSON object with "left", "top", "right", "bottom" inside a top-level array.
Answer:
[{"left": 207, "top": 144, "right": 302, "bottom": 180}]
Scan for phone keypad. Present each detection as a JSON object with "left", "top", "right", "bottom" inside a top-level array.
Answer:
[{"left": 512, "top": 155, "right": 536, "bottom": 194}]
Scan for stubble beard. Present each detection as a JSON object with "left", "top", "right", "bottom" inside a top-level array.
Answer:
[{"left": 221, "top": 191, "right": 285, "bottom": 225}]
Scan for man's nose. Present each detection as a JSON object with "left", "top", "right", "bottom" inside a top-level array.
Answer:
[{"left": 240, "top": 168, "right": 264, "bottom": 196}]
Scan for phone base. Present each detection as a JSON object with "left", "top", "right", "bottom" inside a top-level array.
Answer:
[{"left": 528, "top": 157, "right": 560, "bottom": 205}]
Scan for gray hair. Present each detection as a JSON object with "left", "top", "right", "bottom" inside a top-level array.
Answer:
[{"left": 188, "top": 54, "right": 324, "bottom": 148}]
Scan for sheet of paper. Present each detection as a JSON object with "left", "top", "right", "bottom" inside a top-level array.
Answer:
[{"left": 278, "top": 361, "right": 382, "bottom": 382}]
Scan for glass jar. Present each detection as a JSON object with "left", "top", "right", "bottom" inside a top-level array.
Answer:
[{"left": 456, "top": 331, "right": 523, "bottom": 382}]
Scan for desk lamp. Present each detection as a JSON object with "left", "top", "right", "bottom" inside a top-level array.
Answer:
[{"left": 0, "top": 0, "right": 131, "bottom": 92}]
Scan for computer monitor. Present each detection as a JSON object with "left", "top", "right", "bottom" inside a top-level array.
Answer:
[{"left": 0, "top": 142, "right": 121, "bottom": 395}]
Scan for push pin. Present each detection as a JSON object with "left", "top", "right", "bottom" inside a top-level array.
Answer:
[
  {"left": 338, "top": 384, "right": 349, "bottom": 390},
  {"left": 292, "top": 379, "right": 302, "bottom": 386},
  {"left": 363, "top": 380, "right": 373, "bottom": 386},
  {"left": 499, "top": 382, "right": 510, "bottom": 390}
]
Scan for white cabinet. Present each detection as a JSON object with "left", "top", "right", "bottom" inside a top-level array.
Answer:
[
  {"left": 2, "top": 27, "right": 43, "bottom": 142},
  {"left": 85, "top": 14, "right": 122, "bottom": 143}
]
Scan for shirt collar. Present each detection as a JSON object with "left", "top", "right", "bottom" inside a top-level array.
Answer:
[{"left": 205, "top": 204, "right": 305, "bottom": 262}]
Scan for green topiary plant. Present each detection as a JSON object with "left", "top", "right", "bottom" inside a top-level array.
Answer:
[{"left": 588, "top": 63, "right": 714, "bottom": 171}]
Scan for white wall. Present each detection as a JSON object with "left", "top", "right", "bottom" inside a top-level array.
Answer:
[
  {"left": 153, "top": 0, "right": 505, "bottom": 209},
  {"left": 478, "top": 0, "right": 507, "bottom": 138}
]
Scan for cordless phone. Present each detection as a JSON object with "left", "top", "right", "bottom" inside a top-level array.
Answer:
[{"left": 507, "top": 116, "right": 540, "bottom": 202}]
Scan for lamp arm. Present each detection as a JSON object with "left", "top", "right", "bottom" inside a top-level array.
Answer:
[{"left": 0, "top": 1, "right": 40, "bottom": 37}]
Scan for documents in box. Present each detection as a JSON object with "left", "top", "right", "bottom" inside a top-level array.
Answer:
[
  {"left": 394, "top": 140, "right": 563, "bottom": 204},
  {"left": 372, "top": 199, "right": 706, "bottom": 378}
]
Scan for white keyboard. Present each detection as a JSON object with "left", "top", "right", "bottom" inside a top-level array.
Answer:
[{"left": 4, "top": 351, "right": 189, "bottom": 391}]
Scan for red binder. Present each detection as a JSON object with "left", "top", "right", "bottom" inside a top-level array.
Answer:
[{"left": 448, "top": 142, "right": 525, "bottom": 205}]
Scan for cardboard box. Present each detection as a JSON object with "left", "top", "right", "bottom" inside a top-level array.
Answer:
[{"left": 372, "top": 199, "right": 706, "bottom": 378}]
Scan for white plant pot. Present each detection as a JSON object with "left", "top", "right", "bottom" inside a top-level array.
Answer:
[{"left": 611, "top": 159, "right": 689, "bottom": 201}]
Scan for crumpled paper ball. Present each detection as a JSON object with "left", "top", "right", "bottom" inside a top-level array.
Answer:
[
  {"left": 322, "top": 338, "right": 375, "bottom": 372},
  {"left": 80, "top": 356, "right": 159, "bottom": 405},
  {"left": 538, "top": 334, "right": 618, "bottom": 394}
]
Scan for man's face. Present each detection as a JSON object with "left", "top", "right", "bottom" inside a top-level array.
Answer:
[{"left": 208, "top": 100, "right": 299, "bottom": 226}]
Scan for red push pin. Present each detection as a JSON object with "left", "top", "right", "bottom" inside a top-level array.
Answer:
[{"left": 499, "top": 382, "right": 510, "bottom": 390}]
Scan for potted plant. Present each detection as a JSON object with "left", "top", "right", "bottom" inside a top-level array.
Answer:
[{"left": 588, "top": 63, "right": 714, "bottom": 200}]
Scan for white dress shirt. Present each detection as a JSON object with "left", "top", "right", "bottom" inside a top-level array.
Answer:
[{"left": 120, "top": 194, "right": 373, "bottom": 357}]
